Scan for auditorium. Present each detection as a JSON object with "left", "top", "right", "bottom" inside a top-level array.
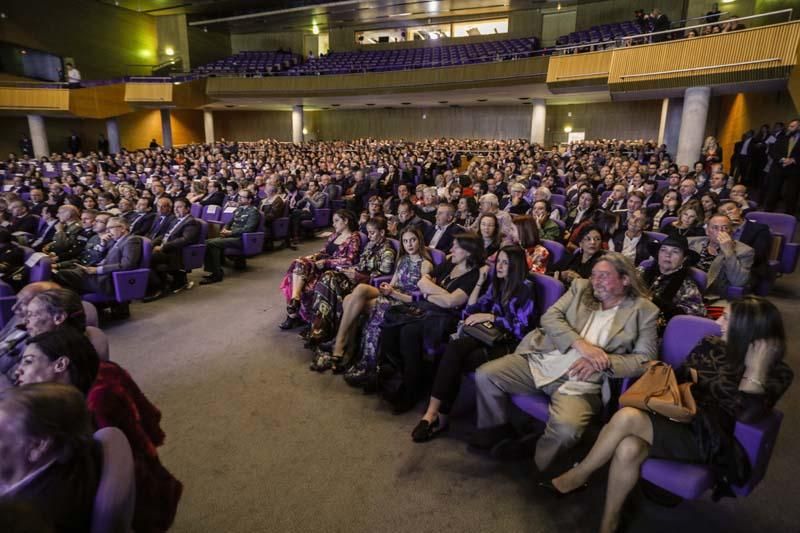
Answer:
[{"left": 0, "top": 0, "right": 799, "bottom": 531}]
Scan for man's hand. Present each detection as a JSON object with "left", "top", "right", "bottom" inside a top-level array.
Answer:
[
  {"left": 717, "top": 230, "right": 735, "bottom": 257},
  {"left": 80, "top": 265, "right": 98, "bottom": 275},
  {"left": 220, "top": 228, "right": 232, "bottom": 237},
  {"left": 153, "top": 245, "right": 162, "bottom": 253},
  {"left": 573, "top": 339, "right": 610, "bottom": 371},
  {"left": 568, "top": 358, "right": 598, "bottom": 381}
]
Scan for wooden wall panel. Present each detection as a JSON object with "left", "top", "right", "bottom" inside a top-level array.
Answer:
[
  {"left": 124, "top": 83, "right": 173, "bottom": 103},
  {"left": 215, "top": 111, "right": 293, "bottom": 142},
  {"left": 608, "top": 21, "right": 800, "bottom": 92},
  {"left": 171, "top": 110, "right": 205, "bottom": 146},
  {"left": 118, "top": 110, "right": 163, "bottom": 151},
  {"left": 0, "top": 88, "right": 69, "bottom": 111},
  {"left": 546, "top": 50, "right": 613, "bottom": 90},
  {"left": 0, "top": 0, "right": 157, "bottom": 80},
  {"left": 69, "top": 84, "right": 131, "bottom": 119},
  {"left": 544, "top": 100, "right": 663, "bottom": 145}
]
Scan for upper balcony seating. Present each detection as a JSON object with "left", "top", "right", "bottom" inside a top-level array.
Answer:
[
  {"left": 555, "top": 21, "right": 641, "bottom": 46},
  {"left": 192, "top": 50, "right": 299, "bottom": 76}
]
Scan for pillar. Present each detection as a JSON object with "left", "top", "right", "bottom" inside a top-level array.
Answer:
[
  {"left": 292, "top": 105, "right": 304, "bottom": 144},
  {"left": 203, "top": 109, "right": 215, "bottom": 144},
  {"left": 105, "top": 118, "right": 120, "bottom": 154},
  {"left": 663, "top": 97, "right": 684, "bottom": 156},
  {"left": 676, "top": 87, "right": 711, "bottom": 167},
  {"left": 657, "top": 98, "right": 669, "bottom": 146},
  {"left": 529, "top": 99, "right": 546, "bottom": 145},
  {"left": 27, "top": 115, "right": 49, "bottom": 158},
  {"left": 160, "top": 108, "right": 173, "bottom": 149}
]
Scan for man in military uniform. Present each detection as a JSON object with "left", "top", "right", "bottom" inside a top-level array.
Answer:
[
  {"left": 201, "top": 189, "right": 259, "bottom": 285},
  {"left": 52, "top": 213, "right": 112, "bottom": 271},
  {"left": 45, "top": 205, "right": 84, "bottom": 261}
]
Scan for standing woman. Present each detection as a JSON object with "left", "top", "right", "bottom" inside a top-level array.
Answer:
[
  {"left": 279, "top": 209, "right": 361, "bottom": 330},
  {"left": 315, "top": 226, "right": 432, "bottom": 376},
  {"left": 411, "top": 246, "right": 537, "bottom": 441},
  {"left": 304, "top": 216, "right": 396, "bottom": 347},
  {"left": 702, "top": 136, "right": 723, "bottom": 174},
  {"left": 381, "top": 233, "right": 486, "bottom": 413},
  {"left": 545, "top": 297, "right": 793, "bottom": 533}
]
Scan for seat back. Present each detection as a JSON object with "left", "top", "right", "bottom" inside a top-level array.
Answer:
[
  {"left": 201, "top": 204, "right": 221, "bottom": 222},
  {"left": 22, "top": 246, "right": 52, "bottom": 282},
  {"left": 359, "top": 232, "right": 368, "bottom": 250},
  {"left": 530, "top": 272, "right": 565, "bottom": 318},
  {"left": 733, "top": 409, "right": 784, "bottom": 496},
  {"left": 660, "top": 216, "right": 678, "bottom": 230},
  {"left": 661, "top": 315, "right": 721, "bottom": 368},
  {"left": 541, "top": 239, "right": 566, "bottom": 268},
  {"left": 91, "top": 427, "right": 135, "bottom": 533},
  {"left": 428, "top": 247, "right": 446, "bottom": 266},
  {"left": 644, "top": 231, "right": 667, "bottom": 243},
  {"left": 747, "top": 211, "right": 796, "bottom": 243},
  {"left": 138, "top": 237, "right": 153, "bottom": 269},
  {"left": 550, "top": 193, "right": 566, "bottom": 207},
  {"left": 190, "top": 203, "right": 202, "bottom": 218},
  {"left": 388, "top": 238, "right": 400, "bottom": 255},
  {"left": 220, "top": 206, "right": 237, "bottom": 225},
  {"left": 82, "top": 301, "right": 99, "bottom": 328}
]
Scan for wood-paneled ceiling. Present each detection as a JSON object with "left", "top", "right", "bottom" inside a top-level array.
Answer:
[{"left": 94, "top": 0, "right": 585, "bottom": 33}]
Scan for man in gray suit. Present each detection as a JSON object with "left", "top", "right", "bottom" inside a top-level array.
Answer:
[
  {"left": 53, "top": 217, "right": 143, "bottom": 298},
  {"left": 470, "top": 252, "right": 659, "bottom": 472},
  {"left": 688, "top": 214, "right": 754, "bottom": 298}
]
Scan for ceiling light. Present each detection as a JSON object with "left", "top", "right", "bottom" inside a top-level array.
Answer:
[
  {"left": 389, "top": 12, "right": 412, "bottom": 17},
  {"left": 564, "top": 126, "right": 572, "bottom": 133},
  {"left": 302, "top": 127, "right": 308, "bottom": 135},
  {"left": 165, "top": 47, "right": 175, "bottom": 56},
  {"left": 312, "top": 23, "right": 320, "bottom": 35}
]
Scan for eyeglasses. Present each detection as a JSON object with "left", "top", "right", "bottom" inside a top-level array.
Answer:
[{"left": 106, "top": 225, "right": 124, "bottom": 230}]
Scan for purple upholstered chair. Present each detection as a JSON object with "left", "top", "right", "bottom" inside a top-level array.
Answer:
[
  {"left": 0, "top": 279, "right": 15, "bottom": 328},
  {"left": 550, "top": 193, "right": 566, "bottom": 207},
  {"left": 182, "top": 219, "right": 208, "bottom": 272},
  {"left": 644, "top": 231, "right": 667, "bottom": 243},
  {"left": 428, "top": 247, "right": 446, "bottom": 266},
  {"left": 219, "top": 206, "right": 237, "bottom": 225},
  {"left": 270, "top": 217, "right": 290, "bottom": 242},
  {"left": 84, "top": 238, "right": 152, "bottom": 305},
  {"left": 746, "top": 211, "right": 799, "bottom": 275},
  {"left": 541, "top": 239, "right": 566, "bottom": 269},
  {"left": 201, "top": 204, "right": 221, "bottom": 222},
  {"left": 224, "top": 212, "right": 265, "bottom": 258},
  {"left": 660, "top": 216, "right": 678, "bottom": 230},
  {"left": 640, "top": 315, "right": 785, "bottom": 499},
  {"left": 22, "top": 247, "right": 52, "bottom": 283},
  {"left": 91, "top": 427, "right": 136, "bottom": 533},
  {"left": 190, "top": 203, "right": 202, "bottom": 218}
]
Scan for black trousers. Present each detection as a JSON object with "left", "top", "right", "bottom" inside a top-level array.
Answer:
[
  {"left": 431, "top": 336, "right": 515, "bottom": 414},
  {"left": 764, "top": 168, "right": 800, "bottom": 214}
]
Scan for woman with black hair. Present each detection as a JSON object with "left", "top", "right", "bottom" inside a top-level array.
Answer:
[
  {"left": 455, "top": 196, "right": 478, "bottom": 228},
  {"left": 412, "top": 245, "right": 537, "bottom": 442},
  {"left": 279, "top": 209, "right": 362, "bottom": 329},
  {"left": 381, "top": 232, "right": 486, "bottom": 413},
  {"left": 476, "top": 213, "right": 502, "bottom": 259},
  {"left": 545, "top": 296, "right": 793, "bottom": 533},
  {"left": 553, "top": 224, "right": 606, "bottom": 287}
]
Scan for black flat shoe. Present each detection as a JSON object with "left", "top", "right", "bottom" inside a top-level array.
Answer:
[
  {"left": 279, "top": 315, "right": 303, "bottom": 330},
  {"left": 412, "top": 417, "right": 448, "bottom": 443},
  {"left": 142, "top": 291, "right": 164, "bottom": 303},
  {"left": 200, "top": 275, "right": 223, "bottom": 285},
  {"left": 490, "top": 432, "right": 540, "bottom": 461},
  {"left": 537, "top": 479, "right": 588, "bottom": 499}
]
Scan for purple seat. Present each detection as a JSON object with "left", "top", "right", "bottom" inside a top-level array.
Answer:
[
  {"left": 225, "top": 213, "right": 266, "bottom": 258},
  {"left": 201, "top": 204, "right": 222, "bottom": 222},
  {"left": 84, "top": 238, "right": 152, "bottom": 305},
  {"left": 644, "top": 231, "right": 668, "bottom": 243},
  {"left": 641, "top": 315, "right": 783, "bottom": 499},
  {"left": 511, "top": 393, "right": 551, "bottom": 422},
  {"left": 660, "top": 216, "right": 678, "bottom": 230},
  {"left": 541, "top": 239, "right": 566, "bottom": 268},
  {"left": 301, "top": 208, "right": 332, "bottom": 232},
  {"left": 181, "top": 219, "right": 208, "bottom": 272},
  {"left": 550, "top": 193, "right": 566, "bottom": 207},
  {"left": 270, "top": 217, "right": 290, "bottom": 241},
  {"left": 600, "top": 190, "right": 613, "bottom": 204},
  {"left": 91, "top": 427, "right": 135, "bottom": 533},
  {"left": 22, "top": 247, "right": 52, "bottom": 282},
  {"left": 359, "top": 232, "right": 368, "bottom": 250},
  {"left": 190, "top": 203, "right": 202, "bottom": 218},
  {"left": 0, "top": 280, "right": 15, "bottom": 328},
  {"left": 219, "top": 206, "right": 237, "bottom": 225},
  {"left": 746, "top": 211, "right": 799, "bottom": 274},
  {"left": 428, "top": 248, "right": 446, "bottom": 266}
]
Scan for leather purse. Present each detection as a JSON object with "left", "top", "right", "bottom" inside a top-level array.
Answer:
[
  {"left": 462, "top": 320, "right": 505, "bottom": 347},
  {"left": 619, "top": 361, "right": 698, "bottom": 423}
]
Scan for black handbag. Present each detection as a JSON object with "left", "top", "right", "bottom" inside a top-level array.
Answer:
[{"left": 462, "top": 320, "right": 505, "bottom": 347}]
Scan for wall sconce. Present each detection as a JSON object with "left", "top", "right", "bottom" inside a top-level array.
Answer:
[
  {"left": 563, "top": 126, "right": 573, "bottom": 133},
  {"left": 165, "top": 47, "right": 175, "bottom": 56}
]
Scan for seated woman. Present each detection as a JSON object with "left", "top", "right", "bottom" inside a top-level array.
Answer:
[
  {"left": 314, "top": 226, "right": 432, "bottom": 376},
  {"left": 477, "top": 213, "right": 502, "bottom": 260},
  {"left": 455, "top": 196, "right": 479, "bottom": 228},
  {"left": 531, "top": 199, "right": 563, "bottom": 242},
  {"left": 664, "top": 200, "right": 705, "bottom": 238},
  {"left": 564, "top": 189, "right": 598, "bottom": 238},
  {"left": 380, "top": 232, "right": 486, "bottom": 414},
  {"left": 279, "top": 209, "right": 361, "bottom": 330},
  {"left": 304, "top": 216, "right": 396, "bottom": 347},
  {"left": 545, "top": 296, "right": 793, "bottom": 533},
  {"left": 514, "top": 215, "right": 550, "bottom": 274},
  {"left": 638, "top": 235, "right": 706, "bottom": 333},
  {"left": 185, "top": 180, "right": 206, "bottom": 204},
  {"left": 0, "top": 382, "right": 100, "bottom": 533},
  {"left": 649, "top": 190, "right": 681, "bottom": 231},
  {"left": 14, "top": 326, "right": 184, "bottom": 533},
  {"left": 502, "top": 183, "right": 531, "bottom": 215},
  {"left": 411, "top": 246, "right": 536, "bottom": 442},
  {"left": 699, "top": 190, "right": 720, "bottom": 224},
  {"left": 552, "top": 224, "right": 606, "bottom": 287},
  {"left": 358, "top": 195, "right": 384, "bottom": 233}
]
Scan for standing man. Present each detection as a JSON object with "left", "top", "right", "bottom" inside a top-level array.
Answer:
[{"left": 764, "top": 118, "right": 800, "bottom": 214}]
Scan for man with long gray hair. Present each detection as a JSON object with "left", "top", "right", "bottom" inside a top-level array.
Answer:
[{"left": 470, "top": 252, "right": 659, "bottom": 472}]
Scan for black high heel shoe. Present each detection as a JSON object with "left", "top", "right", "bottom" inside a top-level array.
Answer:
[
  {"left": 279, "top": 315, "right": 303, "bottom": 330},
  {"left": 537, "top": 479, "right": 589, "bottom": 499}
]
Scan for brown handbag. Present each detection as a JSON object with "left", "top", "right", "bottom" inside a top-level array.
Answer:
[{"left": 619, "top": 361, "right": 698, "bottom": 423}]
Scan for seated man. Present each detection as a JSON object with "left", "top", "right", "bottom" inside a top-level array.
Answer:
[
  {"left": 31, "top": 205, "right": 59, "bottom": 252},
  {"left": 53, "top": 217, "right": 143, "bottom": 299},
  {"left": 424, "top": 203, "right": 461, "bottom": 252},
  {"left": 201, "top": 190, "right": 259, "bottom": 285},
  {"left": 147, "top": 197, "right": 176, "bottom": 242},
  {"left": 688, "top": 213, "right": 754, "bottom": 298},
  {"left": 6, "top": 200, "right": 38, "bottom": 236},
  {"left": 607, "top": 209, "right": 650, "bottom": 266},
  {"left": 0, "top": 228, "right": 25, "bottom": 291},
  {"left": 45, "top": 205, "right": 83, "bottom": 261},
  {"left": 718, "top": 200, "right": 771, "bottom": 287},
  {"left": 471, "top": 252, "right": 658, "bottom": 472},
  {"left": 128, "top": 197, "right": 156, "bottom": 236},
  {"left": 53, "top": 213, "right": 111, "bottom": 271},
  {"left": 144, "top": 198, "right": 201, "bottom": 301},
  {"left": 728, "top": 184, "right": 753, "bottom": 215}
]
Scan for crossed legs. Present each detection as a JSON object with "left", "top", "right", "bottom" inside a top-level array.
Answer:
[{"left": 332, "top": 283, "right": 379, "bottom": 357}]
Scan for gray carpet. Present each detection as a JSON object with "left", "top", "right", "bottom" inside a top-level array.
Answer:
[{"left": 105, "top": 238, "right": 800, "bottom": 533}]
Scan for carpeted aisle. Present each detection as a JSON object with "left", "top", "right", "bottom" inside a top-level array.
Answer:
[{"left": 106, "top": 238, "right": 800, "bottom": 533}]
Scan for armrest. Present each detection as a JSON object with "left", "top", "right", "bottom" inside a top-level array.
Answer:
[
  {"left": 241, "top": 232, "right": 265, "bottom": 256},
  {"left": 111, "top": 268, "right": 150, "bottom": 302},
  {"left": 781, "top": 243, "right": 800, "bottom": 274},
  {"left": 371, "top": 274, "right": 392, "bottom": 287},
  {"left": 726, "top": 285, "right": 746, "bottom": 300}
]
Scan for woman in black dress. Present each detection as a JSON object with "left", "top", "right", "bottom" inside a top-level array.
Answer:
[{"left": 544, "top": 296, "right": 793, "bottom": 533}]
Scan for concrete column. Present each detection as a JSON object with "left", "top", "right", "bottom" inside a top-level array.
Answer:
[
  {"left": 663, "top": 97, "right": 684, "bottom": 156},
  {"left": 27, "top": 115, "right": 49, "bottom": 158},
  {"left": 676, "top": 87, "right": 711, "bottom": 167},
  {"left": 105, "top": 118, "right": 120, "bottom": 154},
  {"left": 160, "top": 108, "right": 173, "bottom": 149},
  {"left": 529, "top": 99, "right": 546, "bottom": 145},
  {"left": 292, "top": 105, "right": 304, "bottom": 144},
  {"left": 203, "top": 110, "right": 215, "bottom": 144},
  {"left": 657, "top": 98, "right": 669, "bottom": 146}
]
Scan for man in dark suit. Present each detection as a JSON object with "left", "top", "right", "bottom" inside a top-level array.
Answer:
[
  {"left": 147, "top": 197, "right": 175, "bottom": 241},
  {"left": 424, "top": 203, "right": 461, "bottom": 252},
  {"left": 144, "top": 198, "right": 201, "bottom": 302},
  {"left": 608, "top": 209, "right": 651, "bottom": 266},
  {"left": 718, "top": 200, "right": 772, "bottom": 287},
  {"left": 199, "top": 180, "right": 225, "bottom": 206},
  {"left": 28, "top": 188, "right": 46, "bottom": 216},
  {"left": 731, "top": 130, "right": 755, "bottom": 184},
  {"left": 129, "top": 198, "right": 156, "bottom": 236},
  {"left": 31, "top": 205, "right": 59, "bottom": 251},
  {"left": 765, "top": 118, "right": 800, "bottom": 213},
  {"left": 53, "top": 216, "right": 143, "bottom": 298},
  {"left": 7, "top": 200, "right": 39, "bottom": 236},
  {"left": 706, "top": 171, "right": 730, "bottom": 200},
  {"left": 392, "top": 199, "right": 427, "bottom": 238}
]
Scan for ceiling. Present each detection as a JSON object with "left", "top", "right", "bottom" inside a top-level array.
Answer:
[
  {"left": 201, "top": 84, "right": 611, "bottom": 111},
  {"left": 96, "top": 0, "right": 584, "bottom": 33}
]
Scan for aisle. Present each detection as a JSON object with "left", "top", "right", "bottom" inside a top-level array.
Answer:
[{"left": 105, "top": 238, "right": 800, "bottom": 533}]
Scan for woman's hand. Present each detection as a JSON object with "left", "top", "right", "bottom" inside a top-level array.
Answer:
[
  {"left": 477, "top": 265, "right": 489, "bottom": 286},
  {"left": 417, "top": 276, "right": 437, "bottom": 293},
  {"left": 464, "top": 313, "right": 494, "bottom": 326},
  {"left": 744, "top": 338, "right": 782, "bottom": 377},
  {"left": 379, "top": 282, "right": 393, "bottom": 297}
]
